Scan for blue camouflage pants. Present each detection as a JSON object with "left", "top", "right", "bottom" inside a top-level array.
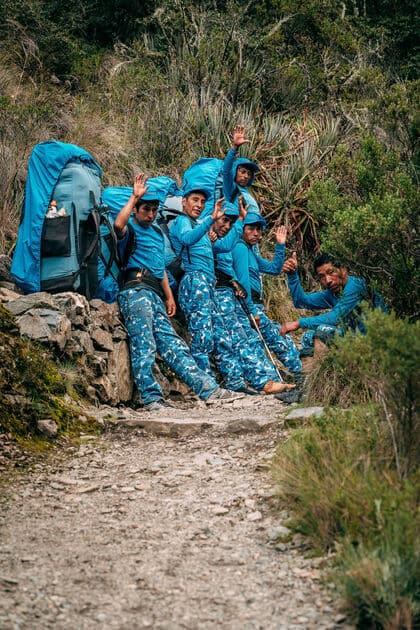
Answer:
[
  {"left": 215, "top": 287, "right": 279, "bottom": 389},
  {"left": 300, "top": 325, "right": 342, "bottom": 356},
  {"left": 235, "top": 303, "right": 302, "bottom": 377},
  {"left": 118, "top": 287, "right": 218, "bottom": 405},
  {"left": 178, "top": 272, "right": 244, "bottom": 390}
]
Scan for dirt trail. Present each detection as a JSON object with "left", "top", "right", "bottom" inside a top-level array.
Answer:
[{"left": 0, "top": 397, "right": 351, "bottom": 630}]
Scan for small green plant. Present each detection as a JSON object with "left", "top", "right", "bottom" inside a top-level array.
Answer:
[{"left": 334, "top": 496, "right": 420, "bottom": 629}]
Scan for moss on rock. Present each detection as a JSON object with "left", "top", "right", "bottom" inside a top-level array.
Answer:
[{"left": 0, "top": 304, "right": 99, "bottom": 445}]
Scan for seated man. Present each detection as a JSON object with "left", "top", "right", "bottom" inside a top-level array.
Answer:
[
  {"left": 211, "top": 202, "right": 295, "bottom": 395},
  {"left": 114, "top": 173, "right": 243, "bottom": 411},
  {"left": 231, "top": 212, "right": 302, "bottom": 380},
  {"left": 281, "top": 251, "right": 388, "bottom": 355}
]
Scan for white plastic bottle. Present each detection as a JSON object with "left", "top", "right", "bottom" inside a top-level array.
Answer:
[{"left": 46, "top": 200, "right": 58, "bottom": 218}]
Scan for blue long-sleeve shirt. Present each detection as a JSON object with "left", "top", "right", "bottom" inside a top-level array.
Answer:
[
  {"left": 231, "top": 241, "right": 285, "bottom": 314},
  {"left": 287, "top": 270, "right": 387, "bottom": 331},
  {"left": 169, "top": 213, "right": 242, "bottom": 281},
  {"left": 222, "top": 149, "right": 260, "bottom": 214}
]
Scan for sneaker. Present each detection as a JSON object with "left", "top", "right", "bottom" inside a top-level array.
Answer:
[
  {"left": 144, "top": 400, "right": 173, "bottom": 411},
  {"left": 234, "top": 386, "right": 261, "bottom": 396},
  {"left": 299, "top": 348, "right": 314, "bottom": 357},
  {"left": 274, "top": 388, "right": 303, "bottom": 404},
  {"left": 205, "top": 388, "right": 245, "bottom": 404},
  {"left": 262, "top": 380, "right": 296, "bottom": 395}
]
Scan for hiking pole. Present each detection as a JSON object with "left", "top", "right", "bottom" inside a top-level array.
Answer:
[{"left": 237, "top": 296, "right": 283, "bottom": 382}]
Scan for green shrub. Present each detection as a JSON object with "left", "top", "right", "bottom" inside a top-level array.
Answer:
[
  {"left": 273, "top": 407, "right": 401, "bottom": 548},
  {"left": 308, "top": 135, "right": 419, "bottom": 317},
  {"left": 306, "top": 309, "right": 420, "bottom": 477}
]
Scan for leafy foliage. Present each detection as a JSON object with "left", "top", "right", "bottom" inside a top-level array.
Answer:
[{"left": 308, "top": 136, "right": 419, "bottom": 317}]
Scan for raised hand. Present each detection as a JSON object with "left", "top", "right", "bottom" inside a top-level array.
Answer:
[
  {"left": 211, "top": 197, "right": 226, "bottom": 221},
  {"left": 232, "top": 125, "right": 250, "bottom": 150},
  {"left": 238, "top": 195, "right": 249, "bottom": 221},
  {"left": 276, "top": 225, "right": 288, "bottom": 245},
  {"left": 133, "top": 172, "right": 149, "bottom": 200}
]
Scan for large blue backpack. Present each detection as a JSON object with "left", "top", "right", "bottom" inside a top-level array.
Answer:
[
  {"left": 11, "top": 141, "right": 104, "bottom": 299},
  {"left": 182, "top": 158, "right": 224, "bottom": 218}
]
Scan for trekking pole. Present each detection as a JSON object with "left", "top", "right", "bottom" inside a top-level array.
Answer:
[{"left": 237, "top": 296, "right": 283, "bottom": 382}]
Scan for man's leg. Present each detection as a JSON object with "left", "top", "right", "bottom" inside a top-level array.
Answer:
[
  {"left": 178, "top": 272, "right": 214, "bottom": 377},
  {"left": 257, "top": 310, "right": 302, "bottom": 376},
  {"left": 152, "top": 293, "right": 219, "bottom": 400},
  {"left": 216, "top": 288, "right": 278, "bottom": 390},
  {"left": 211, "top": 289, "right": 246, "bottom": 391},
  {"left": 118, "top": 288, "right": 164, "bottom": 405},
  {"left": 235, "top": 301, "right": 277, "bottom": 373},
  {"left": 300, "top": 330, "right": 316, "bottom": 356}
]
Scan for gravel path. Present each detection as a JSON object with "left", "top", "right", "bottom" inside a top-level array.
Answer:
[{"left": 0, "top": 397, "right": 351, "bottom": 630}]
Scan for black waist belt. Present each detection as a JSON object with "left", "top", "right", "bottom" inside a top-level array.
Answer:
[
  {"left": 123, "top": 268, "right": 165, "bottom": 300},
  {"left": 251, "top": 289, "right": 262, "bottom": 304},
  {"left": 215, "top": 268, "right": 235, "bottom": 289}
]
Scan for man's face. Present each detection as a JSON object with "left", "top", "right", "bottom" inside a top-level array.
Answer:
[
  {"left": 213, "top": 215, "right": 235, "bottom": 238},
  {"left": 242, "top": 223, "right": 263, "bottom": 246},
  {"left": 315, "top": 263, "right": 348, "bottom": 293},
  {"left": 235, "top": 166, "right": 252, "bottom": 187},
  {"left": 182, "top": 192, "right": 206, "bottom": 219},
  {"left": 135, "top": 201, "right": 159, "bottom": 227}
]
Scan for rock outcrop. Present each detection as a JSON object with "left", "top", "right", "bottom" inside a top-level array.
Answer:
[{"left": 1, "top": 287, "right": 133, "bottom": 405}]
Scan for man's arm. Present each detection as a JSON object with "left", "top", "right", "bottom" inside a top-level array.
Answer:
[
  {"left": 114, "top": 173, "right": 148, "bottom": 237},
  {"left": 222, "top": 125, "right": 249, "bottom": 202},
  {"left": 254, "top": 226, "right": 287, "bottom": 275},
  {"left": 231, "top": 241, "right": 259, "bottom": 318},
  {"left": 283, "top": 252, "right": 335, "bottom": 310},
  {"left": 161, "top": 271, "right": 176, "bottom": 317},
  {"left": 281, "top": 277, "right": 368, "bottom": 334}
]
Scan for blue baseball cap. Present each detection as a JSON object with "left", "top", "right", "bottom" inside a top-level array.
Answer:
[
  {"left": 182, "top": 186, "right": 210, "bottom": 200},
  {"left": 243, "top": 212, "right": 266, "bottom": 229},
  {"left": 223, "top": 202, "right": 239, "bottom": 217}
]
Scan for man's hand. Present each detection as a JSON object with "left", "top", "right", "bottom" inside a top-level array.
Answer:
[
  {"left": 232, "top": 125, "right": 249, "bottom": 150},
  {"left": 211, "top": 197, "right": 226, "bottom": 221},
  {"left": 280, "top": 320, "right": 300, "bottom": 336},
  {"left": 166, "top": 296, "right": 176, "bottom": 318},
  {"left": 231, "top": 280, "right": 247, "bottom": 299},
  {"left": 133, "top": 172, "right": 149, "bottom": 200},
  {"left": 208, "top": 228, "right": 218, "bottom": 243},
  {"left": 250, "top": 314, "right": 260, "bottom": 329},
  {"left": 276, "top": 225, "right": 287, "bottom": 245},
  {"left": 282, "top": 251, "right": 298, "bottom": 273},
  {"left": 238, "top": 195, "right": 249, "bottom": 221}
]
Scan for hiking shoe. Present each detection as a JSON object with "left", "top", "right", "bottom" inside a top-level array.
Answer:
[
  {"left": 299, "top": 348, "right": 314, "bottom": 357},
  {"left": 274, "top": 388, "right": 303, "bottom": 404},
  {"left": 144, "top": 400, "right": 173, "bottom": 411},
  {"left": 234, "top": 386, "right": 260, "bottom": 396},
  {"left": 205, "top": 388, "right": 245, "bottom": 404},
  {"left": 262, "top": 380, "right": 296, "bottom": 395}
]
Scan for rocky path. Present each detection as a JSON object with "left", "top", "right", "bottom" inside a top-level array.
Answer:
[{"left": 0, "top": 397, "right": 350, "bottom": 630}]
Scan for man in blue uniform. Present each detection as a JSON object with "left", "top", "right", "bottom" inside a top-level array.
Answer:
[
  {"left": 222, "top": 125, "right": 260, "bottom": 214},
  {"left": 211, "top": 203, "right": 296, "bottom": 395},
  {"left": 281, "top": 252, "right": 388, "bottom": 354},
  {"left": 231, "top": 212, "right": 302, "bottom": 379},
  {"left": 114, "top": 173, "right": 243, "bottom": 411}
]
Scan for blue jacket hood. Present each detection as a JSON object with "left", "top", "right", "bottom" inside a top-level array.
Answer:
[{"left": 230, "top": 157, "right": 259, "bottom": 188}]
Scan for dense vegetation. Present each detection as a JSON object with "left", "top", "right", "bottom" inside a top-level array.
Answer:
[{"left": 0, "top": 1, "right": 418, "bottom": 627}]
